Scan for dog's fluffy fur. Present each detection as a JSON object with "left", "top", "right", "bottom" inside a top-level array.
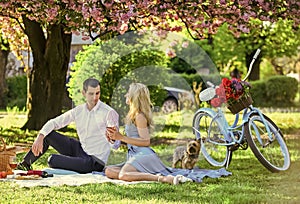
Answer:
[{"left": 172, "top": 139, "right": 201, "bottom": 169}]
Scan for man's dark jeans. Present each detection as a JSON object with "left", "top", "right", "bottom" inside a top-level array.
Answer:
[{"left": 22, "top": 131, "right": 105, "bottom": 173}]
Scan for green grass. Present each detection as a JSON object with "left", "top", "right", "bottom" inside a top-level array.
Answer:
[{"left": 0, "top": 110, "right": 300, "bottom": 203}]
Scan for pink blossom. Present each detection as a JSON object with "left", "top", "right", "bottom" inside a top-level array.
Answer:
[
  {"left": 238, "top": 24, "right": 250, "bottom": 33},
  {"left": 182, "top": 41, "right": 189, "bottom": 48},
  {"left": 119, "top": 23, "right": 128, "bottom": 35},
  {"left": 101, "top": 0, "right": 114, "bottom": 8},
  {"left": 219, "top": 0, "right": 226, "bottom": 5},
  {"left": 169, "top": 41, "right": 177, "bottom": 47},
  {"left": 165, "top": 48, "right": 176, "bottom": 58}
]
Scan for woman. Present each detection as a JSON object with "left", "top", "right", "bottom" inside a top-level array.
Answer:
[{"left": 105, "top": 83, "right": 191, "bottom": 185}]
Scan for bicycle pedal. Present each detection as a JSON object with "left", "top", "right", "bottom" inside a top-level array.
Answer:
[{"left": 229, "top": 144, "right": 239, "bottom": 151}]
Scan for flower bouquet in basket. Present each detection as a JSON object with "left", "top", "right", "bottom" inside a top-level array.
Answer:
[{"left": 210, "top": 78, "right": 253, "bottom": 114}]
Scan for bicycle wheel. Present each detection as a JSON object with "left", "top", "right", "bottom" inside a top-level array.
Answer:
[
  {"left": 193, "top": 111, "right": 229, "bottom": 167},
  {"left": 244, "top": 112, "right": 290, "bottom": 172}
]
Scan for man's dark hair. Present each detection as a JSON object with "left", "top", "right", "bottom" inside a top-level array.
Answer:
[{"left": 83, "top": 78, "right": 100, "bottom": 91}]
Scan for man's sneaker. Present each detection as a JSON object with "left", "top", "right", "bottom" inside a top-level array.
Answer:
[{"left": 16, "top": 162, "right": 32, "bottom": 171}]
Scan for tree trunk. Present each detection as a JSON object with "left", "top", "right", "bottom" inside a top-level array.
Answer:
[
  {"left": 270, "top": 58, "right": 285, "bottom": 75},
  {"left": 246, "top": 49, "right": 262, "bottom": 81},
  {"left": 0, "top": 39, "right": 9, "bottom": 108},
  {"left": 21, "top": 16, "right": 71, "bottom": 130}
]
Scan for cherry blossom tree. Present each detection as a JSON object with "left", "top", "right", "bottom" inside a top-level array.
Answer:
[{"left": 0, "top": 0, "right": 299, "bottom": 130}]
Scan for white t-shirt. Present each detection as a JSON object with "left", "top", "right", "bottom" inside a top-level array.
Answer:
[{"left": 39, "top": 100, "right": 119, "bottom": 163}]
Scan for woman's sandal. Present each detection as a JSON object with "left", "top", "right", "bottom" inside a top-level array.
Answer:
[
  {"left": 158, "top": 175, "right": 193, "bottom": 185},
  {"left": 173, "top": 175, "right": 193, "bottom": 185}
]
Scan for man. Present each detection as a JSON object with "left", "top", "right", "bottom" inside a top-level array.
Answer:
[{"left": 17, "top": 78, "right": 119, "bottom": 173}]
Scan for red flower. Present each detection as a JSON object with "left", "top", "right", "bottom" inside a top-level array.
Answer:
[
  {"left": 209, "top": 77, "right": 251, "bottom": 107},
  {"left": 222, "top": 78, "right": 232, "bottom": 88}
]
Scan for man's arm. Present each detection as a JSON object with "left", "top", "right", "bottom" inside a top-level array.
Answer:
[
  {"left": 39, "top": 109, "right": 75, "bottom": 137},
  {"left": 32, "top": 109, "right": 75, "bottom": 156},
  {"left": 106, "top": 109, "right": 119, "bottom": 129}
]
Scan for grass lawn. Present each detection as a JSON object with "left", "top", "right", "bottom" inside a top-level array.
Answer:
[{"left": 0, "top": 109, "right": 300, "bottom": 203}]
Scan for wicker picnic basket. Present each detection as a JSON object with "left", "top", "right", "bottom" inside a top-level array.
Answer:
[
  {"left": 0, "top": 137, "right": 15, "bottom": 172},
  {"left": 228, "top": 94, "right": 253, "bottom": 114}
]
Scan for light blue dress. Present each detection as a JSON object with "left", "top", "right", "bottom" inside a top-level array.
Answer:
[
  {"left": 106, "top": 123, "right": 232, "bottom": 182},
  {"left": 125, "top": 124, "right": 172, "bottom": 174}
]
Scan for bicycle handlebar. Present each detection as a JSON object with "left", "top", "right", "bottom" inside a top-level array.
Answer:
[
  {"left": 206, "top": 81, "right": 215, "bottom": 88},
  {"left": 204, "top": 48, "right": 261, "bottom": 90},
  {"left": 242, "top": 49, "right": 261, "bottom": 81}
]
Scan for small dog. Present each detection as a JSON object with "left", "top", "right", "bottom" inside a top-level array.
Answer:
[{"left": 172, "top": 139, "right": 201, "bottom": 169}]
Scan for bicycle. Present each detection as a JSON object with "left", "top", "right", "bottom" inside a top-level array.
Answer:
[{"left": 192, "top": 49, "right": 290, "bottom": 172}]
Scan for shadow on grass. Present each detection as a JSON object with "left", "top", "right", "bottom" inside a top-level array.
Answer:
[{"left": 0, "top": 126, "right": 78, "bottom": 145}]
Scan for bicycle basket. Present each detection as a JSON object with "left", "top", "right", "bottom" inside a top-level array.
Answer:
[{"left": 228, "top": 94, "right": 253, "bottom": 114}]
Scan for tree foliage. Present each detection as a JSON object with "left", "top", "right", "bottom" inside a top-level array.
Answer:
[
  {"left": 1, "top": 1, "right": 299, "bottom": 43},
  {"left": 194, "top": 18, "right": 300, "bottom": 79},
  {"left": 196, "top": 24, "right": 246, "bottom": 74}
]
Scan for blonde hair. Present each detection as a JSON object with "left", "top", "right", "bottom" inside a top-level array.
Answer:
[{"left": 125, "top": 83, "right": 153, "bottom": 129}]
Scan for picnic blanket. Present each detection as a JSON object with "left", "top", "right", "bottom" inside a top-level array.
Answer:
[{"left": 3, "top": 167, "right": 231, "bottom": 188}]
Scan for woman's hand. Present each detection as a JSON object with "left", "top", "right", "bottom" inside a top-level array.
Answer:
[{"left": 106, "top": 126, "right": 122, "bottom": 143}]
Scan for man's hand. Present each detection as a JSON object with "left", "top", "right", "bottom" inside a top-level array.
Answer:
[
  {"left": 106, "top": 126, "right": 116, "bottom": 144},
  {"left": 32, "top": 134, "right": 45, "bottom": 156}
]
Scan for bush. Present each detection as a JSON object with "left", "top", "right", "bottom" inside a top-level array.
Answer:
[
  {"left": 250, "top": 76, "right": 298, "bottom": 107},
  {"left": 265, "top": 76, "right": 298, "bottom": 106},
  {"left": 5, "top": 75, "right": 27, "bottom": 109},
  {"left": 250, "top": 80, "right": 267, "bottom": 106}
]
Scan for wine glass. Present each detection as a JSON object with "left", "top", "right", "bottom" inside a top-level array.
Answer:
[
  {"left": 107, "top": 119, "right": 121, "bottom": 149},
  {"left": 8, "top": 156, "right": 18, "bottom": 170}
]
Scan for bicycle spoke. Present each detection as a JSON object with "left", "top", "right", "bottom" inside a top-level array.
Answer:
[
  {"left": 245, "top": 113, "right": 290, "bottom": 172},
  {"left": 193, "top": 111, "right": 229, "bottom": 167}
]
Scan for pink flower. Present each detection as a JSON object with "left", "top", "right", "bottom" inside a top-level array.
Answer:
[
  {"left": 101, "top": 0, "right": 114, "bottom": 8},
  {"left": 165, "top": 48, "right": 176, "bottom": 58},
  {"left": 119, "top": 23, "right": 128, "bottom": 35},
  {"left": 169, "top": 41, "right": 177, "bottom": 47},
  {"left": 216, "top": 86, "right": 226, "bottom": 97},
  {"left": 182, "top": 41, "right": 189, "bottom": 48},
  {"left": 211, "top": 98, "right": 222, "bottom": 108}
]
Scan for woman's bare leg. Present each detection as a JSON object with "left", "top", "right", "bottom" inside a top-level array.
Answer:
[
  {"left": 119, "top": 164, "right": 174, "bottom": 184},
  {"left": 105, "top": 166, "right": 122, "bottom": 179}
]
